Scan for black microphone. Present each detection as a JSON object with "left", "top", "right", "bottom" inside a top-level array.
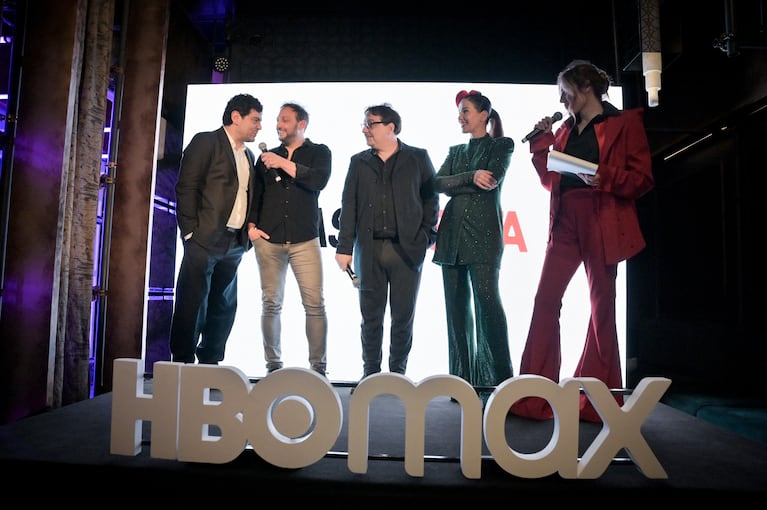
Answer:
[
  {"left": 258, "top": 142, "right": 282, "bottom": 182},
  {"left": 521, "top": 112, "right": 563, "bottom": 143},
  {"left": 346, "top": 266, "right": 361, "bottom": 288}
]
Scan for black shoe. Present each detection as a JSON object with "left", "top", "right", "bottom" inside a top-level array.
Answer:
[{"left": 349, "top": 374, "right": 372, "bottom": 395}]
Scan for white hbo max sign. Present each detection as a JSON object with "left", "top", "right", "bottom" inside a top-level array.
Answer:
[{"left": 110, "top": 359, "right": 670, "bottom": 480}]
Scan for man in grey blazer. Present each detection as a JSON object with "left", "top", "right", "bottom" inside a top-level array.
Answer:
[
  {"left": 335, "top": 104, "right": 439, "bottom": 381},
  {"left": 169, "top": 93, "right": 263, "bottom": 364}
]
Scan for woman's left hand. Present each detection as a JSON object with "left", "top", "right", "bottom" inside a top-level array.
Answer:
[
  {"left": 579, "top": 172, "right": 599, "bottom": 187},
  {"left": 474, "top": 169, "right": 498, "bottom": 190}
]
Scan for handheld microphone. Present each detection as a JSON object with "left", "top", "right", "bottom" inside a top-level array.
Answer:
[
  {"left": 521, "top": 112, "right": 563, "bottom": 143},
  {"left": 346, "top": 266, "right": 361, "bottom": 288},
  {"left": 258, "top": 142, "right": 282, "bottom": 182}
]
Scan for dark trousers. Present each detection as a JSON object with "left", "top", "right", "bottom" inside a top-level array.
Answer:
[
  {"left": 169, "top": 230, "right": 245, "bottom": 364},
  {"left": 442, "top": 262, "right": 513, "bottom": 388},
  {"left": 358, "top": 239, "right": 422, "bottom": 376}
]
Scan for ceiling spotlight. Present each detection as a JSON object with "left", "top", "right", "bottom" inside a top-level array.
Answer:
[{"left": 213, "top": 56, "right": 230, "bottom": 73}]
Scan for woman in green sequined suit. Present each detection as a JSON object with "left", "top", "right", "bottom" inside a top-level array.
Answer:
[{"left": 431, "top": 90, "right": 514, "bottom": 401}]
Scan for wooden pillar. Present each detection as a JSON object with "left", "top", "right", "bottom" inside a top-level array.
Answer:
[
  {"left": 96, "top": 0, "right": 170, "bottom": 394},
  {"left": 0, "top": 0, "right": 84, "bottom": 424}
]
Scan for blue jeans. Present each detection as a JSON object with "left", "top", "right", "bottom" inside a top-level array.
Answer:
[{"left": 253, "top": 236, "right": 327, "bottom": 373}]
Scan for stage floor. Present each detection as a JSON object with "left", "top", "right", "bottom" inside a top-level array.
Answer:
[{"left": 1, "top": 380, "right": 765, "bottom": 503}]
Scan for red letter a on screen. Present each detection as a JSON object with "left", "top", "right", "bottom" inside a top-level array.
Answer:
[{"left": 503, "top": 211, "right": 527, "bottom": 252}]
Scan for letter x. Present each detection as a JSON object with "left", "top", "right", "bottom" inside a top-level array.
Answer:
[{"left": 575, "top": 376, "right": 671, "bottom": 479}]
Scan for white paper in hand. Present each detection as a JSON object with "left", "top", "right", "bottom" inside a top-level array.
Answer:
[{"left": 547, "top": 150, "right": 598, "bottom": 176}]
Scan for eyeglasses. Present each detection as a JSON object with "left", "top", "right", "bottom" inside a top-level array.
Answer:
[{"left": 361, "top": 120, "right": 385, "bottom": 129}]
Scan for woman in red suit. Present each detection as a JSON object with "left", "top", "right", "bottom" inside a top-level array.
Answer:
[{"left": 510, "top": 60, "right": 655, "bottom": 422}]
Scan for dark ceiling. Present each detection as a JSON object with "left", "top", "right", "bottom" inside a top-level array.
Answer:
[{"left": 173, "top": 0, "right": 767, "bottom": 155}]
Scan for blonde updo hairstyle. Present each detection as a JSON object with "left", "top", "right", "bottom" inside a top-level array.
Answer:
[{"left": 558, "top": 59, "right": 612, "bottom": 100}]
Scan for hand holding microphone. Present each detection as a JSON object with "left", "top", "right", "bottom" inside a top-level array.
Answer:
[
  {"left": 258, "top": 142, "right": 282, "bottom": 182},
  {"left": 521, "top": 112, "right": 563, "bottom": 143},
  {"left": 346, "top": 266, "right": 361, "bottom": 288},
  {"left": 335, "top": 253, "right": 360, "bottom": 287}
]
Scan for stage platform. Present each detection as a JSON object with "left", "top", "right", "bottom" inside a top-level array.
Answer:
[{"left": 1, "top": 379, "right": 765, "bottom": 503}]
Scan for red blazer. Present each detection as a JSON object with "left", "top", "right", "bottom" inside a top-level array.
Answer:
[{"left": 529, "top": 107, "right": 654, "bottom": 264}]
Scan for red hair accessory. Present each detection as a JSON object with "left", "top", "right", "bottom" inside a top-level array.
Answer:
[{"left": 455, "top": 89, "right": 481, "bottom": 106}]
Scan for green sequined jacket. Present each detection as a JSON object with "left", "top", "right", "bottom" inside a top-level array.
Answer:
[{"left": 431, "top": 134, "right": 514, "bottom": 266}]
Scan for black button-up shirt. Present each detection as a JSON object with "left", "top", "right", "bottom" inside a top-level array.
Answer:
[
  {"left": 372, "top": 150, "right": 399, "bottom": 239},
  {"left": 249, "top": 138, "right": 332, "bottom": 244}
]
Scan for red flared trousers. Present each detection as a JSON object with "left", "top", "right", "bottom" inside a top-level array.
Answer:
[{"left": 511, "top": 188, "right": 624, "bottom": 422}]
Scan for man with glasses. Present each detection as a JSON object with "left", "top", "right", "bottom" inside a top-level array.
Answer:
[{"left": 335, "top": 104, "right": 439, "bottom": 387}]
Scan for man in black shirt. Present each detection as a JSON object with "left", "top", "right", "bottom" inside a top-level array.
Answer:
[
  {"left": 335, "top": 104, "right": 439, "bottom": 380},
  {"left": 247, "top": 103, "right": 331, "bottom": 376}
]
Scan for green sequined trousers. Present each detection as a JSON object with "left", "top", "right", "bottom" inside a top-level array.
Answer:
[{"left": 441, "top": 262, "right": 513, "bottom": 395}]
